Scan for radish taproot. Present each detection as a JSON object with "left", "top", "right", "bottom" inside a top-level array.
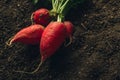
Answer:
[
  {"left": 8, "top": 24, "right": 44, "bottom": 45},
  {"left": 64, "top": 21, "right": 74, "bottom": 46},
  {"left": 32, "top": 8, "right": 50, "bottom": 26}
]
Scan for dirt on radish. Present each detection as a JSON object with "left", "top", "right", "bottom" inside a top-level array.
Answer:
[{"left": 0, "top": 0, "right": 120, "bottom": 80}]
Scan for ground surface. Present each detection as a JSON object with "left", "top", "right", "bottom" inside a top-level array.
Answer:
[{"left": 0, "top": 0, "right": 120, "bottom": 80}]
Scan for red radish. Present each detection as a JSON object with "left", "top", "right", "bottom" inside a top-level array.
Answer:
[
  {"left": 32, "top": 8, "right": 50, "bottom": 26},
  {"left": 8, "top": 24, "right": 44, "bottom": 45},
  {"left": 40, "top": 21, "right": 67, "bottom": 61},
  {"left": 64, "top": 21, "right": 74, "bottom": 46}
]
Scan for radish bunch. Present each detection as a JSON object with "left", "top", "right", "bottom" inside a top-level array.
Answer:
[{"left": 7, "top": 0, "right": 86, "bottom": 74}]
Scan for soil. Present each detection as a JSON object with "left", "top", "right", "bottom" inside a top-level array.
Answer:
[{"left": 0, "top": 0, "right": 120, "bottom": 80}]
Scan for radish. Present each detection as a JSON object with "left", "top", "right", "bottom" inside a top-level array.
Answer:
[
  {"left": 64, "top": 21, "right": 74, "bottom": 46},
  {"left": 8, "top": 24, "right": 44, "bottom": 45},
  {"left": 40, "top": 21, "right": 67, "bottom": 61},
  {"left": 32, "top": 8, "right": 50, "bottom": 26}
]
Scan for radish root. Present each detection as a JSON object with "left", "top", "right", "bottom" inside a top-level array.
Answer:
[
  {"left": 6, "top": 37, "right": 14, "bottom": 46},
  {"left": 31, "top": 13, "right": 34, "bottom": 25},
  {"left": 13, "top": 60, "right": 43, "bottom": 74},
  {"left": 64, "top": 35, "right": 72, "bottom": 47}
]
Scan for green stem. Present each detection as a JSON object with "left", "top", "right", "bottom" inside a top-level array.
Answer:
[
  {"left": 52, "top": 0, "right": 55, "bottom": 10},
  {"left": 57, "top": 0, "right": 64, "bottom": 12},
  {"left": 60, "top": 0, "right": 69, "bottom": 13},
  {"left": 57, "top": 0, "right": 69, "bottom": 22},
  {"left": 55, "top": 0, "right": 59, "bottom": 11},
  {"left": 57, "top": 15, "right": 61, "bottom": 22},
  {"left": 52, "top": 0, "right": 58, "bottom": 12}
]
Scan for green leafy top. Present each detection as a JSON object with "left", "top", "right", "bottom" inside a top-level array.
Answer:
[{"left": 51, "top": 0, "right": 85, "bottom": 22}]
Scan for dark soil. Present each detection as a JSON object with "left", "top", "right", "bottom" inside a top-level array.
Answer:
[{"left": 0, "top": 0, "right": 120, "bottom": 80}]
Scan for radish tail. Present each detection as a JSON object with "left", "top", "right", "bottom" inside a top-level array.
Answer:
[
  {"left": 64, "top": 35, "right": 73, "bottom": 47},
  {"left": 6, "top": 37, "right": 14, "bottom": 46},
  {"left": 13, "top": 59, "right": 43, "bottom": 74},
  {"left": 31, "top": 13, "right": 34, "bottom": 25}
]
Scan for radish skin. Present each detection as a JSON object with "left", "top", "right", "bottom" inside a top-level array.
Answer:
[{"left": 9, "top": 24, "right": 44, "bottom": 45}]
